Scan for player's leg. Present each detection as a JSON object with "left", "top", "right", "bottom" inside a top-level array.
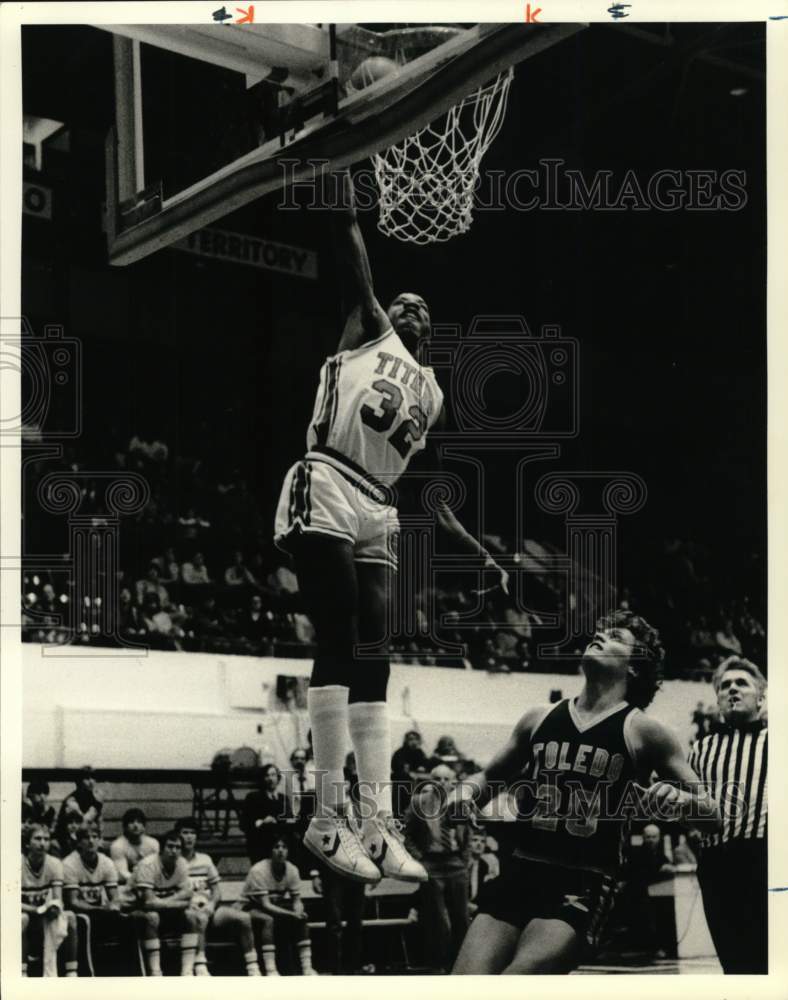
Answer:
[
  {"left": 294, "top": 919, "right": 317, "bottom": 975},
  {"left": 249, "top": 910, "right": 278, "bottom": 976},
  {"left": 190, "top": 907, "right": 212, "bottom": 976},
  {"left": 351, "top": 558, "right": 425, "bottom": 881},
  {"left": 292, "top": 534, "right": 380, "bottom": 882},
  {"left": 62, "top": 911, "right": 79, "bottom": 977},
  {"left": 134, "top": 910, "right": 162, "bottom": 975},
  {"left": 179, "top": 908, "right": 202, "bottom": 976},
  {"left": 212, "top": 906, "right": 260, "bottom": 976},
  {"left": 452, "top": 913, "right": 521, "bottom": 974},
  {"left": 501, "top": 917, "right": 581, "bottom": 974},
  {"left": 295, "top": 534, "right": 357, "bottom": 813},
  {"left": 21, "top": 912, "right": 29, "bottom": 976}
]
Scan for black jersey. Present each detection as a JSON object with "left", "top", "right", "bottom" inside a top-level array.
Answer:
[{"left": 512, "top": 699, "right": 644, "bottom": 875}]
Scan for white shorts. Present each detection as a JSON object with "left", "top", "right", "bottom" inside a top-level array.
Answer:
[{"left": 274, "top": 453, "right": 399, "bottom": 571}]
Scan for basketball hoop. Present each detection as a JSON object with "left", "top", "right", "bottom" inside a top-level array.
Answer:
[{"left": 357, "top": 27, "right": 514, "bottom": 245}]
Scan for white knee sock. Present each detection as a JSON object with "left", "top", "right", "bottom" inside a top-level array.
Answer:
[
  {"left": 308, "top": 685, "right": 350, "bottom": 813},
  {"left": 180, "top": 932, "right": 199, "bottom": 975},
  {"left": 243, "top": 948, "right": 261, "bottom": 975},
  {"left": 348, "top": 701, "right": 393, "bottom": 823}
]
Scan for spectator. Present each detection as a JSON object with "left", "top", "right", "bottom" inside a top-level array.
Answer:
[
  {"left": 56, "top": 768, "right": 103, "bottom": 834},
  {"left": 52, "top": 810, "right": 84, "bottom": 861},
  {"left": 428, "top": 736, "right": 461, "bottom": 772},
  {"left": 155, "top": 547, "right": 181, "bottom": 585},
  {"left": 131, "top": 829, "right": 205, "bottom": 976},
  {"left": 174, "top": 817, "right": 261, "bottom": 977},
  {"left": 21, "top": 823, "right": 79, "bottom": 977},
  {"left": 391, "top": 731, "right": 430, "bottom": 816},
  {"left": 194, "top": 596, "right": 228, "bottom": 639},
  {"left": 405, "top": 765, "right": 470, "bottom": 973},
  {"left": 23, "top": 779, "right": 56, "bottom": 832},
  {"left": 240, "top": 835, "right": 317, "bottom": 976},
  {"left": 620, "top": 823, "right": 674, "bottom": 957},
  {"left": 241, "top": 764, "right": 293, "bottom": 863},
  {"left": 110, "top": 808, "right": 159, "bottom": 887},
  {"left": 177, "top": 507, "right": 211, "bottom": 544},
  {"left": 135, "top": 565, "right": 171, "bottom": 609},
  {"left": 467, "top": 828, "right": 498, "bottom": 917},
  {"left": 224, "top": 551, "right": 257, "bottom": 588},
  {"left": 715, "top": 619, "right": 743, "bottom": 656},
  {"left": 266, "top": 561, "right": 300, "bottom": 609},
  {"left": 282, "top": 748, "right": 316, "bottom": 820},
  {"left": 236, "top": 595, "right": 270, "bottom": 644},
  {"left": 181, "top": 552, "right": 211, "bottom": 587},
  {"left": 140, "top": 593, "right": 183, "bottom": 641},
  {"left": 118, "top": 588, "right": 141, "bottom": 636},
  {"left": 691, "top": 701, "right": 707, "bottom": 741}
]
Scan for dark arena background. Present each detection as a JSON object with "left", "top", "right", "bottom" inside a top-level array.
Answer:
[{"left": 17, "top": 19, "right": 766, "bottom": 978}]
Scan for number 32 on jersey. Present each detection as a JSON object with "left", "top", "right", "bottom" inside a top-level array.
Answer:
[{"left": 360, "top": 378, "right": 429, "bottom": 459}]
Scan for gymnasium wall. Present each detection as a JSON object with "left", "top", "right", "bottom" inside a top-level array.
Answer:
[{"left": 22, "top": 646, "right": 713, "bottom": 770}]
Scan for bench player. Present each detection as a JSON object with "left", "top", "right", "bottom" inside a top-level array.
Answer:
[
  {"left": 63, "top": 823, "right": 152, "bottom": 974},
  {"left": 21, "top": 824, "right": 78, "bottom": 977},
  {"left": 174, "top": 816, "right": 261, "bottom": 976},
  {"left": 110, "top": 807, "right": 159, "bottom": 889},
  {"left": 450, "top": 610, "right": 721, "bottom": 974},
  {"left": 274, "top": 169, "right": 507, "bottom": 885},
  {"left": 131, "top": 829, "right": 205, "bottom": 976}
]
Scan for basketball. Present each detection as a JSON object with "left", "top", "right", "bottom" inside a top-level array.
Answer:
[{"left": 350, "top": 55, "right": 399, "bottom": 91}]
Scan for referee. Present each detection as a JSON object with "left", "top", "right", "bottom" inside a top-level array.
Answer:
[{"left": 688, "top": 656, "right": 768, "bottom": 974}]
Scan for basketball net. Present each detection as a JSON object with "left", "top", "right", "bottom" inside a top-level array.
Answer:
[{"left": 372, "top": 69, "right": 513, "bottom": 245}]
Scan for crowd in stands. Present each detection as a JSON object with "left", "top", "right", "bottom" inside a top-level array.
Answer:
[{"left": 21, "top": 434, "right": 766, "bottom": 680}]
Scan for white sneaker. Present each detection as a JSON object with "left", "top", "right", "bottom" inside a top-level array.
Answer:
[
  {"left": 304, "top": 807, "right": 381, "bottom": 884},
  {"left": 362, "top": 814, "right": 428, "bottom": 883},
  {"left": 194, "top": 962, "right": 211, "bottom": 976}
]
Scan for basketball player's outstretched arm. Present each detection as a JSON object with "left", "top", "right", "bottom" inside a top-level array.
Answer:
[
  {"left": 333, "top": 170, "right": 391, "bottom": 353},
  {"left": 421, "top": 407, "right": 510, "bottom": 595},
  {"left": 450, "top": 706, "right": 548, "bottom": 813},
  {"left": 631, "top": 714, "right": 721, "bottom": 830}
]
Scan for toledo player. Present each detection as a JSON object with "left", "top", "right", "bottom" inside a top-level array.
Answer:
[
  {"left": 174, "top": 817, "right": 261, "bottom": 976},
  {"left": 21, "top": 824, "right": 78, "bottom": 977},
  {"left": 450, "top": 611, "right": 721, "bottom": 974},
  {"left": 274, "top": 169, "right": 507, "bottom": 884}
]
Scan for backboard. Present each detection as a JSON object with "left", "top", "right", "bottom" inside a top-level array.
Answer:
[{"left": 101, "top": 22, "right": 586, "bottom": 265}]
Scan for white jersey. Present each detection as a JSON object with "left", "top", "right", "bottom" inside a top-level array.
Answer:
[{"left": 306, "top": 328, "right": 443, "bottom": 487}]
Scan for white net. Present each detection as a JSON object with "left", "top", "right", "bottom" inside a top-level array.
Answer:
[{"left": 372, "top": 69, "right": 514, "bottom": 245}]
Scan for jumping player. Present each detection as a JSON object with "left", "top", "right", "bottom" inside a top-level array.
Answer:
[
  {"left": 274, "top": 169, "right": 507, "bottom": 884},
  {"left": 450, "top": 610, "right": 721, "bottom": 974}
]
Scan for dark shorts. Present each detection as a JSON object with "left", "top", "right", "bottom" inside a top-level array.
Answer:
[{"left": 475, "top": 855, "right": 623, "bottom": 951}]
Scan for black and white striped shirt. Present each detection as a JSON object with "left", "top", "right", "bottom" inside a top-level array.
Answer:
[{"left": 689, "top": 721, "right": 767, "bottom": 848}]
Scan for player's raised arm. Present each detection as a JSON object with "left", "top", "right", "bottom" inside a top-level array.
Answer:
[
  {"left": 633, "top": 714, "right": 721, "bottom": 831},
  {"left": 333, "top": 170, "right": 390, "bottom": 353},
  {"left": 418, "top": 408, "right": 509, "bottom": 595},
  {"left": 451, "top": 707, "right": 544, "bottom": 812}
]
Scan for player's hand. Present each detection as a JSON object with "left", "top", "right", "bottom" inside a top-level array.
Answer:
[
  {"left": 311, "top": 875, "right": 323, "bottom": 896},
  {"left": 644, "top": 781, "right": 687, "bottom": 820},
  {"left": 108, "top": 901, "right": 121, "bottom": 912},
  {"left": 472, "top": 558, "right": 510, "bottom": 599}
]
